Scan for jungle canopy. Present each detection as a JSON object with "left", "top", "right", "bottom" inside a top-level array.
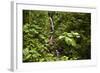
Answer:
[{"left": 23, "top": 10, "right": 91, "bottom": 62}]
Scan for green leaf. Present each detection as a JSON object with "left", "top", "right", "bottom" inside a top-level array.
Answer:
[
  {"left": 23, "top": 48, "right": 29, "bottom": 56},
  {"left": 63, "top": 32, "right": 68, "bottom": 36},
  {"left": 71, "top": 31, "right": 79, "bottom": 36},
  {"left": 31, "top": 24, "right": 41, "bottom": 30},
  {"left": 58, "top": 36, "right": 65, "bottom": 39},
  {"left": 39, "top": 34, "right": 45, "bottom": 39},
  {"left": 65, "top": 37, "right": 76, "bottom": 47},
  {"left": 67, "top": 33, "right": 73, "bottom": 37},
  {"left": 40, "top": 58, "right": 45, "bottom": 62},
  {"left": 61, "top": 56, "right": 68, "bottom": 60},
  {"left": 71, "top": 39, "right": 77, "bottom": 47},
  {"left": 30, "top": 28, "right": 39, "bottom": 34},
  {"left": 25, "top": 54, "right": 31, "bottom": 60}
]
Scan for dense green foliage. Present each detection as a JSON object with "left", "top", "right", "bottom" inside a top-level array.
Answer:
[{"left": 23, "top": 10, "right": 91, "bottom": 62}]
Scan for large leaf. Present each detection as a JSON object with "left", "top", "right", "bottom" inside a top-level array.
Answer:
[
  {"left": 71, "top": 31, "right": 80, "bottom": 37},
  {"left": 58, "top": 35, "right": 65, "bottom": 39},
  {"left": 67, "top": 33, "right": 73, "bottom": 37},
  {"left": 65, "top": 37, "right": 76, "bottom": 47}
]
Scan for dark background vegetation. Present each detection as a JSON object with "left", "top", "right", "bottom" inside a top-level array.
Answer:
[{"left": 23, "top": 10, "right": 91, "bottom": 62}]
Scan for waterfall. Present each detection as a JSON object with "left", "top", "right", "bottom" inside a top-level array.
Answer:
[{"left": 49, "top": 17, "right": 54, "bottom": 33}]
